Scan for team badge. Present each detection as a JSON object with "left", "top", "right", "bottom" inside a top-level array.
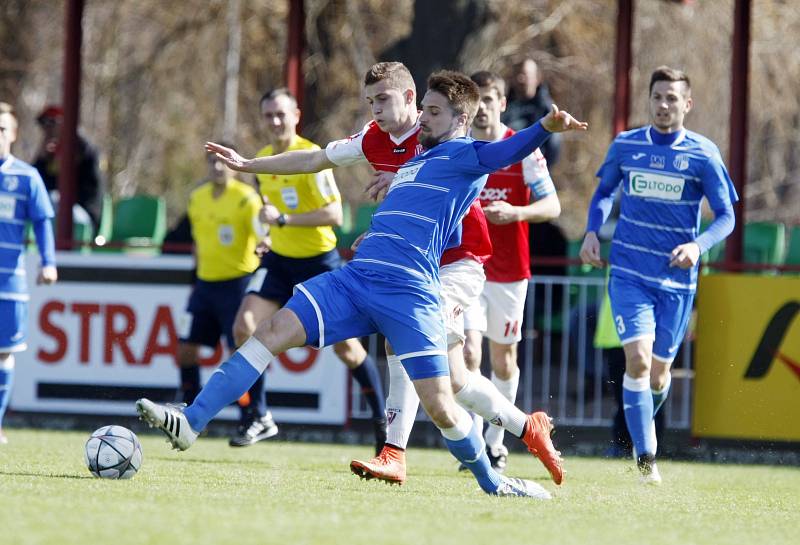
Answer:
[
  {"left": 3, "top": 176, "right": 19, "bottom": 192},
  {"left": 673, "top": 153, "right": 690, "bottom": 171}
]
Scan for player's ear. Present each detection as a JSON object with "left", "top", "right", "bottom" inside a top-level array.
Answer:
[
  {"left": 500, "top": 95, "right": 507, "bottom": 113},
  {"left": 684, "top": 96, "right": 693, "bottom": 114},
  {"left": 405, "top": 89, "right": 415, "bottom": 106}
]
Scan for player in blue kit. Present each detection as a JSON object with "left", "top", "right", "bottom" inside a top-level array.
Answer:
[
  {"left": 580, "top": 66, "right": 738, "bottom": 483},
  {"left": 0, "top": 103, "right": 58, "bottom": 444},
  {"left": 137, "top": 71, "right": 586, "bottom": 498}
]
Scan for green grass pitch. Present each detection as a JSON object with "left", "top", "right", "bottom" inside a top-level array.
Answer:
[{"left": 1, "top": 428, "right": 798, "bottom": 545}]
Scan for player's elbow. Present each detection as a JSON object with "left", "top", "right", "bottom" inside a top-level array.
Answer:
[{"left": 540, "top": 195, "right": 561, "bottom": 221}]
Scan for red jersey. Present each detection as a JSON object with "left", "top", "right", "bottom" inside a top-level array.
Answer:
[
  {"left": 479, "top": 127, "right": 555, "bottom": 282},
  {"left": 326, "top": 120, "right": 492, "bottom": 266}
]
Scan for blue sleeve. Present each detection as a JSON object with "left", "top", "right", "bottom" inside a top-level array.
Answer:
[
  {"left": 586, "top": 142, "right": 623, "bottom": 233},
  {"left": 473, "top": 122, "right": 551, "bottom": 172},
  {"left": 694, "top": 157, "right": 738, "bottom": 253},
  {"left": 27, "top": 171, "right": 55, "bottom": 221},
  {"left": 33, "top": 218, "right": 56, "bottom": 267}
]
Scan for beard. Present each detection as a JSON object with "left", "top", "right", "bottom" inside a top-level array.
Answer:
[{"left": 418, "top": 129, "right": 446, "bottom": 149}]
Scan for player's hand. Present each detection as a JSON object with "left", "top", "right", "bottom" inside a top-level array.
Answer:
[
  {"left": 259, "top": 203, "right": 282, "bottom": 225},
  {"left": 37, "top": 265, "right": 58, "bottom": 285},
  {"left": 669, "top": 242, "right": 700, "bottom": 269},
  {"left": 541, "top": 104, "right": 589, "bottom": 133},
  {"left": 351, "top": 232, "right": 367, "bottom": 252},
  {"left": 205, "top": 142, "right": 253, "bottom": 172},
  {"left": 579, "top": 232, "right": 604, "bottom": 268},
  {"left": 365, "top": 170, "right": 395, "bottom": 201},
  {"left": 255, "top": 236, "right": 272, "bottom": 258},
  {"left": 482, "top": 200, "right": 518, "bottom": 225}
]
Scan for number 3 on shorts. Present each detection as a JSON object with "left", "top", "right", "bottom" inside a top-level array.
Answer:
[{"left": 615, "top": 315, "right": 626, "bottom": 335}]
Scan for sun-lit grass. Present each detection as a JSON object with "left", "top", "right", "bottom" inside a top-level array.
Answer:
[{"left": 1, "top": 428, "right": 798, "bottom": 545}]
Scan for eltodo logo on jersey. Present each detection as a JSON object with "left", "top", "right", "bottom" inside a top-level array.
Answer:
[{"left": 629, "top": 171, "right": 685, "bottom": 201}]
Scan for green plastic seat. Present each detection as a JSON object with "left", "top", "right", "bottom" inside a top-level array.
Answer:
[
  {"left": 785, "top": 225, "right": 800, "bottom": 269},
  {"left": 105, "top": 195, "right": 167, "bottom": 255},
  {"left": 744, "top": 222, "right": 785, "bottom": 266}
]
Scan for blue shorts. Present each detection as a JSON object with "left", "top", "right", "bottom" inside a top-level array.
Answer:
[
  {"left": 0, "top": 299, "right": 27, "bottom": 353},
  {"left": 247, "top": 249, "right": 342, "bottom": 306},
  {"left": 285, "top": 264, "right": 449, "bottom": 380},
  {"left": 608, "top": 274, "right": 694, "bottom": 363},
  {"left": 181, "top": 275, "right": 252, "bottom": 349}
]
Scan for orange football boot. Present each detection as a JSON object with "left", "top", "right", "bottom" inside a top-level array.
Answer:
[
  {"left": 522, "top": 411, "right": 564, "bottom": 485},
  {"left": 350, "top": 444, "right": 407, "bottom": 485}
]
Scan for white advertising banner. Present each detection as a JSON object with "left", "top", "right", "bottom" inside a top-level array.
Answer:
[{"left": 11, "top": 253, "right": 348, "bottom": 425}]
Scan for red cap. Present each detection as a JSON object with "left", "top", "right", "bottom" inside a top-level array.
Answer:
[{"left": 37, "top": 105, "right": 64, "bottom": 122}]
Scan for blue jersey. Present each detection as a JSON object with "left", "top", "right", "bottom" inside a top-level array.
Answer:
[
  {"left": 0, "top": 155, "right": 55, "bottom": 301},
  {"left": 589, "top": 126, "right": 737, "bottom": 293}
]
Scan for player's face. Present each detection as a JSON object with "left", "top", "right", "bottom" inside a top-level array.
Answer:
[
  {"left": 364, "top": 80, "right": 414, "bottom": 135},
  {"left": 418, "top": 90, "right": 467, "bottom": 149},
  {"left": 0, "top": 113, "right": 18, "bottom": 156},
  {"left": 206, "top": 154, "right": 228, "bottom": 183},
  {"left": 472, "top": 87, "right": 506, "bottom": 131},
  {"left": 261, "top": 95, "right": 300, "bottom": 143},
  {"left": 649, "top": 80, "right": 692, "bottom": 133}
]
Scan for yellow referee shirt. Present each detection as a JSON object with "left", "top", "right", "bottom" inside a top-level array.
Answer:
[
  {"left": 188, "top": 179, "right": 262, "bottom": 281},
  {"left": 256, "top": 136, "right": 340, "bottom": 258}
]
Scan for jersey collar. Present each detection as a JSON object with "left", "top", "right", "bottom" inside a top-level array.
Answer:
[
  {"left": 388, "top": 115, "right": 421, "bottom": 145},
  {"left": 646, "top": 125, "right": 686, "bottom": 147},
  {"left": 0, "top": 154, "right": 14, "bottom": 172}
]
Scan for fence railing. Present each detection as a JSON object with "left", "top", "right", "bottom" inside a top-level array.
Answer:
[{"left": 350, "top": 274, "right": 693, "bottom": 430}]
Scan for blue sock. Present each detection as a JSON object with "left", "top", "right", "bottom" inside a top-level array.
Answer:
[
  {"left": 622, "top": 374, "right": 655, "bottom": 457},
  {"left": 0, "top": 366, "right": 13, "bottom": 425},
  {"left": 351, "top": 355, "right": 386, "bottom": 420},
  {"left": 444, "top": 424, "right": 502, "bottom": 493},
  {"left": 652, "top": 374, "right": 671, "bottom": 417},
  {"left": 184, "top": 352, "right": 261, "bottom": 432}
]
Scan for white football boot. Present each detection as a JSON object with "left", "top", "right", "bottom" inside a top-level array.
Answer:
[
  {"left": 136, "top": 398, "right": 198, "bottom": 451},
  {"left": 492, "top": 476, "right": 552, "bottom": 499}
]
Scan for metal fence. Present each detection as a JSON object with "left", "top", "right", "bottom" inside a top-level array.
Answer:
[{"left": 351, "top": 274, "right": 693, "bottom": 430}]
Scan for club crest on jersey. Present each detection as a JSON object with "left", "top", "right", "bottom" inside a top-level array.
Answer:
[
  {"left": 649, "top": 155, "right": 665, "bottom": 169},
  {"left": 673, "top": 153, "right": 691, "bottom": 171},
  {"left": 2, "top": 176, "right": 19, "bottom": 192},
  {"left": 280, "top": 186, "right": 299, "bottom": 209},
  {"left": 629, "top": 171, "right": 685, "bottom": 201}
]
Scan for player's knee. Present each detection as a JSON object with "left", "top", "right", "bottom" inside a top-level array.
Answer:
[
  {"left": 625, "top": 355, "right": 650, "bottom": 378},
  {"left": 462, "top": 342, "right": 481, "bottom": 371}
]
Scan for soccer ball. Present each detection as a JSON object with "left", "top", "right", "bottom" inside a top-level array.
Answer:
[{"left": 84, "top": 425, "right": 143, "bottom": 479}]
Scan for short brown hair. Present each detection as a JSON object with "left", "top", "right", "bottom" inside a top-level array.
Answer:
[
  {"left": 649, "top": 66, "right": 691, "bottom": 94},
  {"left": 363, "top": 62, "right": 415, "bottom": 93},
  {"left": 259, "top": 87, "right": 298, "bottom": 109},
  {"left": 426, "top": 70, "right": 480, "bottom": 121},
  {"left": 470, "top": 71, "right": 506, "bottom": 98}
]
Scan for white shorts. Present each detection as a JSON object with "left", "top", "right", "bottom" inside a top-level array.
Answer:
[
  {"left": 463, "top": 279, "right": 529, "bottom": 344},
  {"left": 439, "top": 259, "right": 486, "bottom": 345}
]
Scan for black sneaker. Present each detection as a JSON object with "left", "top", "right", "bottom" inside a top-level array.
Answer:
[
  {"left": 373, "top": 417, "right": 387, "bottom": 455},
  {"left": 229, "top": 412, "right": 279, "bottom": 447},
  {"left": 486, "top": 445, "right": 508, "bottom": 473}
]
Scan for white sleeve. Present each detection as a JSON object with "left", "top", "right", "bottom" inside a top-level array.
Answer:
[
  {"left": 522, "top": 148, "right": 556, "bottom": 199},
  {"left": 325, "top": 124, "right": 369, "bottom": 167}
]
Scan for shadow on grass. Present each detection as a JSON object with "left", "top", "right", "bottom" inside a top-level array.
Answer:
[{"left": 0, "top": 470, "right": 93, "bottom": 480}]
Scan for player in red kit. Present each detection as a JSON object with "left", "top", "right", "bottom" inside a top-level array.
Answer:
[
  {"left": 206, "top": 62, "right": 563, "bottom": 486},
  {"left": 462, "top": 72, "right": 561, "bottom": 472}
]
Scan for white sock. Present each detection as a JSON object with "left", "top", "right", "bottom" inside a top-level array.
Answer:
[
  {"left": 484, "top": 370, "right": 520, "bottom": 449},
  {"left": 455, "top": 370, "right": 526, "bottom": 438},
  {"left": 384, "top": 355, "right": 419, "bottom": 449},
  {"left": 438, "top": 405, "right": 474, "bottom": 441},
  {"left": 238, "top": 337, "right": 274, "bottom": 373}
]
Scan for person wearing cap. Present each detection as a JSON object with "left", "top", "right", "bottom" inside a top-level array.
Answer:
[{"left": 33, "top": 105, "right": 105, "bottom": 229}]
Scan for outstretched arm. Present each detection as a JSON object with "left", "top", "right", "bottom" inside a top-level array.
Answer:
[
  {"left": 476, "top": 105, "right": 587, "bottom": 171},
  {"left": 205, "top": 142, "right": 336, "bottom": 174}
]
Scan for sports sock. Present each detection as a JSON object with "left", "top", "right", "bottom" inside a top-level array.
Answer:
[
  {"left": 454, "top": 369, "right": 526, "bottom": 438},
  {"left": 652, "top": 372, "right": 672, "bottom": 416},
  {"left": 622, "top": 373, "right": 656, "bottom": 457},
  {"left": 440, "top": 406, "right": 502, "bottom": 493},
  {"left": 185, "top": 338, "right": 273, "bottom": 432},
  {"left": 179, "top": 365, "right": 201, "bottom": 405},
  {"left": 0, "top": 355, "right": 15, "bottom": 426},
  {"left": 484, "top": 369, "right": 519, "bottom": 448},
  {"left": 246, "top": 373, "right": 268, "bottom": 419},
  {"left": 384, "top": 355, "right": 419, "bottom": 449},
  {"left": 351, "top": 354, "right": 386, "bottom": 421}
]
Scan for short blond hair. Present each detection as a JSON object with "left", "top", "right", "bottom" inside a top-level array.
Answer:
[{"left": 363, "top": 62, "right": 416, "bottom": 93}]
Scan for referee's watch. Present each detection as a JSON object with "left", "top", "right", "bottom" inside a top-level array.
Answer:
[{"left": 276, "top": 214, "right": 287, "bottom": 227}]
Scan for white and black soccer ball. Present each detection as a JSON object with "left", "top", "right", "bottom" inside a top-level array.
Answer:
[{"left": 84, "top": 425, "right": 143, "bottom": 479}]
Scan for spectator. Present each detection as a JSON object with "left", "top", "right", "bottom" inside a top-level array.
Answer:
[
  {"left": 502, "top": 58, "right": 562, "bottom": 167},
  {"left": 32, "top": 105, "right": 105, "bottom": 230}
]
